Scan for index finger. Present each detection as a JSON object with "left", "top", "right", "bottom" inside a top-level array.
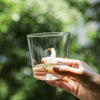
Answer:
[
  {"left": 57, "top": 58, "right": 80, "bottom": 68},
  {"left": 41, "top": 57, "right": 79, "bottom": 67}
]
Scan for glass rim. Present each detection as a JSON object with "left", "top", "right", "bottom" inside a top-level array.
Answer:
[{"left": 27, "top": 32, "right": 70, "bottom": 38}]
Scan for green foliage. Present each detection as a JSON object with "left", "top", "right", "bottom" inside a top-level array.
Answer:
[{"left": 0, "top": 0, "right": 100, "bottom": 100}]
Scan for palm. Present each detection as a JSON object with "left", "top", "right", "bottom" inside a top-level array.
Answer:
[{"left": 46, "top": 76, "right": 93, "bottom": 100}]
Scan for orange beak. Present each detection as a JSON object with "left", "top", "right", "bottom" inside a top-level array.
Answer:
[{"left": 48, "top": 48, "right": 52, "bottom": 51}]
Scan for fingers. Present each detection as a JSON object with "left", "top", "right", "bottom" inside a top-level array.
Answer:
[
  {"left": 32, "top": 67, "right": 48, "bottom": 80},
  {"left": 56, "top": 58, "right": 79, "bottom": 67},
  {"left": 53, "top": 65, "right": 82, "bottom": 78},
  {"left": 41, "top": 57, "right": 83, "bottom": 78},
  {"left": 41, "top": 57, "right": 79, "bottom": 67},
  {"left": 32, "top": 66, "right": 60, "bottom": 80}
]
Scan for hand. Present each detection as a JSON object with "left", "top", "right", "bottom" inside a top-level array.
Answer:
[{"left": 42, "top": 58, "right": 100, "bottom": 100}]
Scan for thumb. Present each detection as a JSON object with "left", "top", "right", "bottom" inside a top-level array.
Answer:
[{"left": 53, "top": 65, "right": 81, "bottom": 78}]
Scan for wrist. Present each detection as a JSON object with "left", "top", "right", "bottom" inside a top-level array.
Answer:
[
  {"left": 91, "top": 74, "right": 100, "bottom": 92},
  {"left": 85, "top": 73, "right": 100, "bottom": 97}
]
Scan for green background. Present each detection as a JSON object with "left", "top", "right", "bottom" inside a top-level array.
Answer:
[{"left": 0, "top": 0, "right": 100, "bottom": 100}]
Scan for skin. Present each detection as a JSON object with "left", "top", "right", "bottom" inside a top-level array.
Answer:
[{"left": 41, "top": 58, "right": 100, "bottom": 100}]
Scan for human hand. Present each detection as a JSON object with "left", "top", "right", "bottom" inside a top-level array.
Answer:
[{"left": 41, "top": 58, "right": 100, "bottom": 100}]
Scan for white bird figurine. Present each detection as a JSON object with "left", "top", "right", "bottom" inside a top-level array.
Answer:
[{"left": 47, "top": 48, "right": 57, "bottom": 63}]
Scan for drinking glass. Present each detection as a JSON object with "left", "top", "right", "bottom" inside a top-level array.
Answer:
[{"left": 27, "top": 32, "right": 70, "bottom": 80}]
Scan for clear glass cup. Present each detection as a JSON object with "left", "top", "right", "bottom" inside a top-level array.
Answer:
[{"left": 27, "top": 32, "right": 70, "bottom": 80}]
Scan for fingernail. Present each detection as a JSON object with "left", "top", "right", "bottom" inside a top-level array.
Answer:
[
  {"left": 41, "top": 59, "right": 45, "bottom": 63},
  {"left": 41, "top": 59, "right": 47, "bottom": 64}
]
